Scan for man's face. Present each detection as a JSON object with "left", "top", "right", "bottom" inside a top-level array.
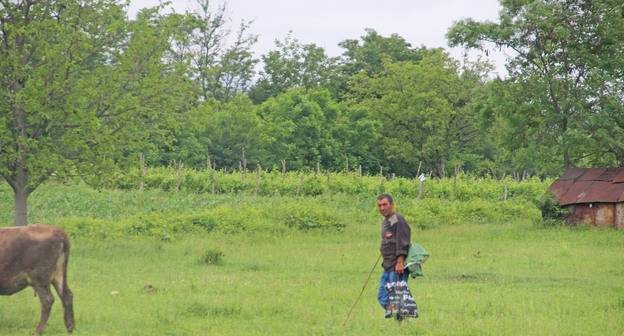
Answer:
[{"left": 377, "top": 198, "right": 394, "bottom": 217}]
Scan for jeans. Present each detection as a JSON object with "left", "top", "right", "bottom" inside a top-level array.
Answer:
[{"left": 378, "top": 271, "right": 409, "bottom": 309}]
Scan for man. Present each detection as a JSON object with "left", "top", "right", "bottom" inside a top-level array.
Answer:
[{"left": 376, "top": 193, "right": 411, "bottom": 309}]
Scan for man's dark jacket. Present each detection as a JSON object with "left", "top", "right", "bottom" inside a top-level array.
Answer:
[{"left": 380, "top": 212, "right": 411, "bottom": 272}]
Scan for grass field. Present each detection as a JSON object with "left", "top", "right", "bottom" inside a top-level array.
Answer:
[{"left": 1, "top": 183, "right": 623, "bottom": 335}]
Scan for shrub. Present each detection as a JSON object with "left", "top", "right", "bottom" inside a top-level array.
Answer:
[{"left": 201, "top": 249, "right": 225, "bottom": 265}]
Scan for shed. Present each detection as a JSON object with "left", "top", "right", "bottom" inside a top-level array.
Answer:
[{"left": 547, "top": 167, "right": 624, "bottom": 229}]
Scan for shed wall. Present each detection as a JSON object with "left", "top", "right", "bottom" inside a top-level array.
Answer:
[
  {"left": 617, "top": 203, "right": 624, "bottom": 230},
  {"left": 564, "top": 203, "right": 617, "bottom": 228}
]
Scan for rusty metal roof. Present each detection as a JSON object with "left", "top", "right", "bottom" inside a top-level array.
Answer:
[{"left": 548, "top": 167, "right": 624, "bottom": 205}]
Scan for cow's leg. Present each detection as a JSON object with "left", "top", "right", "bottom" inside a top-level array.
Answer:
[
  {"left": 52, "top": 278, "right": 75, "bottom": 333},
  {"left": 33, "top": 283, "right": 54, "bottom": 335}
]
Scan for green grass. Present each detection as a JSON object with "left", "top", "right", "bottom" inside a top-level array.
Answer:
[
  {"left": 1, "top": 220, "right": 623, "bottom": 335},
  {"left": 1, "top": 182, "right": 622, "bottom": 335}
]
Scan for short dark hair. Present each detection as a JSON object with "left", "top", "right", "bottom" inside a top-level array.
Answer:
[{"left": 377, "top": 193, "right": 393, "bottom": 203}]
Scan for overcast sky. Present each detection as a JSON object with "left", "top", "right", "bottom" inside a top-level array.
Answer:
[{"left": 128, "top": 0, "right": 507, "bottom": 75}]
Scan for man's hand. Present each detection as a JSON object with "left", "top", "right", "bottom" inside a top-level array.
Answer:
[{"left": 395, "top": 255, "right": 405, "bottom": 274}]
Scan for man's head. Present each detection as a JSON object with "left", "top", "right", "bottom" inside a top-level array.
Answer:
[{"left": 377, "top": 193, "right": 395, "bottom": 217}]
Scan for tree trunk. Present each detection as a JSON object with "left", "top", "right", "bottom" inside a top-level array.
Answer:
[
  {"left": 6, "top": 168, "right": 34, "bottom": 226},
  {"left": 563, "top": 148, "right": 571, "bottom": 168},
  {"left": 13, "top": 188, "right": 29, "bottom": 226},
  {"left": 437, "top": 158, "right": 445, "bottom": 178}
]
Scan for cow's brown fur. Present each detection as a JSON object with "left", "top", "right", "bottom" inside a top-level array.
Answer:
[{"left": 0, "top": 224, "right": 75, "bottom": 334}]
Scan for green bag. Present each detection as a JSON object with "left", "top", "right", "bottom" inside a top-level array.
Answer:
[{"left": 405, "top": 243, "right": 429, "bottom": 278}]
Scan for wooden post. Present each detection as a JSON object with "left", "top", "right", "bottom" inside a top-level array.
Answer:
[
  {"left": 297, "top": 174, "right": 304, "bottom": 196},
  {"left": 211, "top": 161, "right": 216, "bottom": 195},
  {"left": 416, "top": 161, "right": 422, "bottom": 178},
  {"left": 254, "top": 165, "right": 261, "bottom": 196},
  {"left": 380, "top": 166, "right": 383, "bottom": 176},
  {"left": 346, "top": 157, "right": 349, "bottom": 174},
  {"left": 380, "top": 176, "right": 385, "bottom": 189},
  {"left": 176, "top": 163, "right": 184, "bottom": 192},
  {"left": 207, "top": 156, "right": 211, "bottom": 171},
  {"left": 418, "top": 179, "right": 424, "bottom": 199},
  {"left": 240, "top": 161, "right": 244, "bottom": 181},
  {"left": 453, "top": 163, "right": 459, "bottom": 200},
  {"left": 282, "top": 160, "right": 286, "bottom": 182},
  {"left": 243, "top": 147, "right": 247, "bottom": 180},
  {"left": 139, "top": 153, "right": 145, "bottom": 192},
  {"left": 490, "top": 167, "right": 498, "bottom": 181},
  {"left": 504, "top": 180, "right": 508, "bottom": 201},
  {"left": 326, "top": 170, "right": 331, "bottom": 196},
  {"left": 391, "top": 173, "right": 395, "bottom": 181},
  {"left": 359, "top": 165, "right": 362, "bottom": 179},
  {"left": 317, "top": 162, "right": 320, "bottom": 178}
]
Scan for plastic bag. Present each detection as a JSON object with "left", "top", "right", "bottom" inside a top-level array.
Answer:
[{"left": 383, "top": 278, "right": 418, "bottom": 320}]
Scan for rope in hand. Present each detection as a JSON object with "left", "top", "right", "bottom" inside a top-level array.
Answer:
[{"left": 342, "top": 253, "right": 382, "bottom": 327}]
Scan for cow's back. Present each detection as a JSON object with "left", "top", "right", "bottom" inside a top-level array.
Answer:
[{"left": 0, "top": 224, "right": 70, "bottom": 295}]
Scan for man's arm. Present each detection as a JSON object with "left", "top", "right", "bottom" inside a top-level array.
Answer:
[
  {"left": 396, "top": 255, "right": 405, "bottom": 274},
  {"left": 395, "top": 216, "right": 411, "bottom": 274}
]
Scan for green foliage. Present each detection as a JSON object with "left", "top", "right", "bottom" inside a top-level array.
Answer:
[
  {"left": 530, "top": 192, "right": 570, "bottom": 228},
  {"left": 201, "top": 249, "right": 225, "bottom": 265},
  {"left": 249, "top": 33, "right": 339, "bottom": 104},
  {"left": 345, "top": 49, "right": 491, "bottom": 177},
  {"left": 103, "top": 167, "right": 551, "bottom": 204},
  {"left": 448, "top": 0, "right": 624, "bottom": 168},
  {"left": 279, "top": 202, "right": 346, "bottom": 231},
  {"left": 0, "top": 0, "right": 194, "bottom": 225}
]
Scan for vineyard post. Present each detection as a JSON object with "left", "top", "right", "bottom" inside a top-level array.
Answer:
[
  {"left": 211, "top": 160, "right": 216, "bottom": 195},
  {"left": 297, "top": 174, "right": 304, "bottom": 196},
  {"left": 176, "top": 163, "right": 184, "bottom": 192},
  {"left": 242, "top": 148, "right": 246, "bottom": 179},
  {"left": 139, "top": 153, "right": 145, "bottom": 192},
  {"left": 490, "top": 167, "right": 498, "bottom": 182},
  {"left": 504, "top": 180, "right": 508, "bottom": 201},
  {"left": 453, "top": 163, "right": 459, "bottom": 200},
  {"left": 254, "top": 165, "right": 261, "bottom": 196},
  {"left": 326, "top": 170, "right": 331, "bottom": 196}
]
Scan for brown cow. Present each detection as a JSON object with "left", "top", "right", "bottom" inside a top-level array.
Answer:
[{"left": 0, "top": 224, "right": 75, "bottom": 334}]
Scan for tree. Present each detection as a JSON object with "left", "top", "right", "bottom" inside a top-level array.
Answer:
[
  {"left": 346, "top": 49, "right": 487, "bottom": 177},
  {"left": 248, "top": 33, "right": 339, "bottom": 104},
  {"left": 338, "top": 29, "right": 428, "bottom": 79},
  {"left": 200, "top": 94, "right": 271, "bottom": 170},
  {"left": 0, "top": 0, "right": 193, "bottom": 226},
  {"left": 172, "top": 0, "right": 258, "bottom": 103},
  {"left": 256, "top": 88, "right": 340, "bottom": 170},
  {"left": 448, "top": 0, "right": 624, "bottom": 169}
]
